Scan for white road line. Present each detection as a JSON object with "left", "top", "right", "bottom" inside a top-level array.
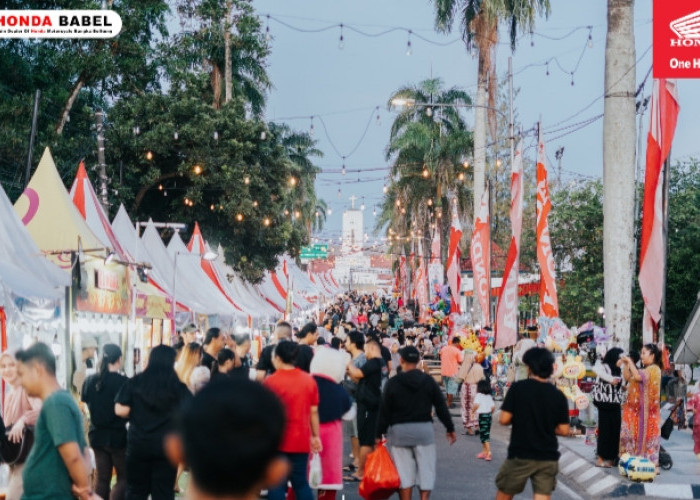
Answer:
[
  {"left": 587, "top": 475, "right": 619, "bottom": 495},
  {"left": 644, "top": 483, "right": 694, "bottom": 499},
  {"left": 576, "top": 467, "right": 602, "bottom": 483},
  {"left": 561, "top": 458, "right": 588, "bottom": 475},
  {"left": 557, "top": 480, "right": 585, "bottom": 500}
]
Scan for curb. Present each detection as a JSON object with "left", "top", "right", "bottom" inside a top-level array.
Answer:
[{"left": 557, "top": 445, "right": 700, "bottom": 498}]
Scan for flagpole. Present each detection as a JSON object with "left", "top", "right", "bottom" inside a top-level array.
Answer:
[{"left": 659, "top": 150, "right": 671, "bottom": 345}]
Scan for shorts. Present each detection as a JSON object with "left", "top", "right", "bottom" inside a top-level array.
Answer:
[
  {"left": 442, "top": 376, "right": 459, "bottom": 396},
  {"left": 478, "top": 413, "right": 492, "bottom": 443},
  {"left": 495, "top": 458, "right": 558, "bottom": 496},
  {"left": 343, "top": 409, "right": 358, "bottom": 438},
  {"left": 389, "top": 444, "right": 437, "bottom": 491},
  {"left": 357, "top": 403, "right": 379, "bottom": 447}
]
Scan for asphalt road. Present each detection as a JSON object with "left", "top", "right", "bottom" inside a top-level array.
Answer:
[{"left": 334, "top": 410, "right": 589, "bottom": 500}]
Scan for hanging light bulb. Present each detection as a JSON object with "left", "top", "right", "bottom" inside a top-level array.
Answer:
[
  {"left": 376, "top": 108, "right": 381, "bottom": 126},
  {"left": 360, "top": 197, "right": 365, "bottom": 211},
  {"left": 495, "top": 158, "right": 502, "bottom": 168},
  {"left": 261, "top": 131, "right": 267, "bottom": 140},
  {"left": 263, "top": 217, "right": 271, "bottom": 227},
  {"left": 210, "top": 204, "right": 215, "bottom": 211},
  {"left": 158, "top": 184, "right": 163, "bottom": 191},
  {"left": 294, "top": 210, "right": 301, "bottom": 218},
  {"left": 406, "top": 30, "right": 412, "bottom": 56},
  {"left": 213, "top": 131, "right": 219, "bottom": 141},
  {"left": 546, "top": 62, "right": 550, "bottom": 77},
  {"left": 395, "top": 199, "right": 401, "bottom": 207},
  {"left": 145, "top": 151, "right": 153, "bottom": 161},
  {"left": 173, "top": 131, "right": 179, "bottom": 140},
  {"left": 341, "top": 158, "right": 346, "bottom": 176},
  {"left": 193, "top": 164, "right": 203, "bottom": 175},
  {"left": 587, "top": 30, "right": 593, "bottom": 49},
  {"left": 425, "top": 107, "right": 433, "bottom": 118},
  {"left": 236, "top": 213, "right": 243, "bottom": 221},
  {"left": 401, "top": 208, "right": 406, "bottom": 214},
  {"left": 265, "top": 15, "right": 271, "bottom": 41},
  {"left": 422, "top": 167, "right": 429, "bottom": 178},
  {"left": 427, "top": 199, "right": 433, "bottom": 206},
  {"left": 244, "top": 175, "right": 250, "bottom": 185},
  {"left": 252, "top": 200, "right": 258, "bottom": 207},
  {"left": 463, "top": 160, "right": 470, "bottom": 169},
  {"left": 132, "top": 125, "right": 140, "bottom": 135},
  {"left": 337, "top": 188, "right": 342, "bottom": 198},
  {"left": 309, "top": 117, "right": 315, "bottom": 137},
  {"left": 571, "top": 72, "right": 575, "bottom": 86},
  {"left": 338, "top": 24, "right": 344, "bottom": 49},
  {"left": 383, "top": 184, "right": 388, "bottom": 194},
  {"left": 373, "top": 207, "right": 376, "bottom": 216},
  {"left": 284, "top": 209, "right": 290, "bottom": 216},
  {"left": 163, "top": 190, "right": 168, "bottom": 197},
  {"left": 315, "top": 211, "right": 320, "bottom": 218},
  {"left": 327, "top": 208, "right": 332, "bottom": 215},
  {"left": 458, "top": 172, "right": 465, "bottom": 181},
  {"left": 289, "top": 176, "right": 297, "bottom": 187}
]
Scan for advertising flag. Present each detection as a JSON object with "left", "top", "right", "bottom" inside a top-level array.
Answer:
[
  {"left": 470, "top": 189, "right": 490, "bottom": 326},
  {"left": 536, "top": 131, "right": 559, "bottom": 318}
]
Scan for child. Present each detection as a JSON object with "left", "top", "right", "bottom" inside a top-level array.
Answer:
[{"left": 472, "top": 378, "right": 495, "bottom": 461}]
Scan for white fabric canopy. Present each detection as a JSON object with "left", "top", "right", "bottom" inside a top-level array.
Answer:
[{"left": 674, "top": 292, "right": 700, "bottom": 364}]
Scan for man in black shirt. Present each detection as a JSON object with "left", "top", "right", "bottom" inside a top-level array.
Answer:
[
  {"left": 377, "top": 346, "right": 456, "bottom": 499},
  {"left": 346, "top": 338, "right": 385, "bottom": 481},
  {"left": 255, "top": 321, "right": 293, "bottom": 381},
  {"left": 294, "top": 322, "right": 318, "bottom": 373},
  {"left": 201, "top": 328, "right": 224, "bottom": 372},
  {"left": 495, "top": 347, "right": 569, "bottom": 500}
]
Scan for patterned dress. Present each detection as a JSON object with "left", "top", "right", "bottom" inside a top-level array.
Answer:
[{"left": 619, "top": 364, "right": 661, "bottom": 464}]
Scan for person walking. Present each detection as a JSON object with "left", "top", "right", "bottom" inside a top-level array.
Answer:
[
  {"left": 263, "top": 341, "right": 322, "bottom": 500},
  {"left": 200, "top": 328, "right": 224, "bottom": 372},
  {"left": 346, "top": 338, "right": 386, "bottom": 482},
  {"left": 376, "top": 346, "right": 456, "bottom": 500},
  {"left": 619, "top": 344, "right": 663, "bottom": 468},
  {"left": 592, "top": 347, "right": 624, "bottom": 467},
  {"left": 495, "top": 347, "right": 570, "bottom": 500},
  {"left": 342, "top": 331, "right": 366, "bottom": 475},
  {"left": 16, "top": 343, "right": 95, "bottom": 500},
  {"left": 0, "top": 350, "right": 41, "bottom": 500},
  {"left": 472, "top": 379, "right": 495, "bottom": 462},
  {"left": 458, "top": 351, "right": 485, "bottom": 435},
  {"left": 81, "top": 344, "right": 128, "bottom": 500},
  {"left": 439, "top": 337, "right": 464, "bottom": 408},
  {"left": 115, "top": 345, "right": 192, "bottom": 500}
]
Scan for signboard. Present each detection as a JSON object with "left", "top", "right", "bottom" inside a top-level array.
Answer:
[
  {"left": 74, "top": 256, "right": 130, "bottom": 315},
  {"left": 301, "top": 244, "right": 328, "bottom": 260},
  {"left": 654, "top": 0, "right": 700, "bottom": 78}
]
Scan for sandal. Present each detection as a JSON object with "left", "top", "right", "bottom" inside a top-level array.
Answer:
[
  {"left": 485, "top": 454, "right": 492, "bottom": 461},
  {"left": 344, "top": 475, "right": 362, "bottom": 483},
  {"left": 343, "top": 464, "right": 357, "bottom": 472}
]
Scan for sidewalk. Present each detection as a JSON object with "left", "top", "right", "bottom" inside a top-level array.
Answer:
[{"left": 556, "top": 425, "right": 700, "bottom": 498}]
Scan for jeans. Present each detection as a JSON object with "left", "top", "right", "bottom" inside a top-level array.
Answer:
[
  {"left": 125, "top": 441, "right": 176, "bottom": 500},
  {"left": 267, "top": 452, "right": 313, "bottom": 500},
  {"left": 94, "top": 446, "right": 127, "bottom": 500}
]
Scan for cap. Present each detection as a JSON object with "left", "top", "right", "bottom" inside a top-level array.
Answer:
[{"left": 399, "top": 346, "right": 420, "bottom": 364}]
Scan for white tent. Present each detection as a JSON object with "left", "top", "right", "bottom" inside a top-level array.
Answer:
[
  {"left": 673, "top": 292, "right": 700, "bottom": 364},
  {"left": 166, "top": 232, "right": 242, "bottom": 317},
  {"left": 0, "top": 183, "right": 69, "bottom": 303}
]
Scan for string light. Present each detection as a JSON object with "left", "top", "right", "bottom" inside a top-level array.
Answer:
[
  {"left": 571, "top": 72, "right": 575, "bottom": 86},
  {"left": 406, "top": 30, "right": 412, "bottom": 56},
  {"left": 173, "top": 131, "right": 179, "bottom": 140},
  {"left": 284, "top": 209, "right": 290, "bottom": 216},
  {"left": 289, "top": 176, "right": 297, "bottom": 187},
  {"left": 360, "top": 197, "right": 365, "bottom": 211},
  {"left": 294, "top": 210, "right": 301, "bottom": 218},
  {"left": 265, "top": 14, "right": 271, "bottom": 41},
  {"left": 145, "top": 151, "right": 153, "bottom": 161},
  {"left": 132, "top": 126, "right": 140, "bottom": 135},
  {"left": 427, "top": 199, "right": 433, "bottom": 206},
  {"left": 244, "top": 175, "right": 250, "bottom": 185},
  {"left": 263, "top": 217, "right": 271, "bottom": 227},
  {"left": 546, "top": 62, "right": 550, "bottom": 76},
  {"left": 236, "top": 213, "right": 244, "bottom": 221},
  {"left": 338, "top": 23, "right": 344, "bottom": 50},
  {"left": 383, "top": 184, "right": 388, "bottom": 194},
  {"left": 158, "top": 184, "right": 163, "bottom": 191},
  {"left": 376, "top": 107, "right": 381, "bottom": 126},
  {"left": 457, "top": 172, "right": 465, "bottom": 181},
  {"left": 341, "top": 157, "right": 346, "bottom": 175},
  {"left": 309, "top": 116, "right": 314, "bottom": 137},
  {"left": 587, "top": 28, "right": 593, "bottom": 49},
  {"left": 213, "top": 131, "right": 219, "bottom": 141},
  {"left": 422, "top": 167, "right": 429, "bottom": 178},
  {"left": 252, "top": 200, "right": 258, "bottom": 207},
  {"left": 328, "top": 208, "right": 332, "bottom": 215},
  {"left": 495, "top": 158, "right": 502, "bottom": 167},
  {"left": 193, "top": 165, "right": 202, "bottom": 175},
  {"left": 337, "top": 187, "right": 342, "bottom": 198},
  {"left": 463, "top": 161, "right": 469, "bottom": 169},
  {"left": 261, "top": 131, "right": 267, "bottom": 140}
]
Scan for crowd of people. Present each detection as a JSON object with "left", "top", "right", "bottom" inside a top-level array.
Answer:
[{"left": 0, "top": 290, "right": 687, "bottom": 500}]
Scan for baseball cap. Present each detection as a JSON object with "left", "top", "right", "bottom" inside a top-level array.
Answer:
[{"left": 399, "top": 346, "right": 420, "bottom": 364}]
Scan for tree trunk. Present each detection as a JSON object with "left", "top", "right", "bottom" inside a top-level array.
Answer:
[
  {"left": 55, "top": 72, "right": 86, "bottom": 135},
  {"left": 472, "top": 54, "right": 487, "bottom": 326},
  {"left": 224, "top": 0, "right": 233, "bottom": 103},
  {"left": 211, "top": 63, "right": 222, "bottom": 109},
  {"left": 603, "top": 0, "right": 636, "bottom": 348}
]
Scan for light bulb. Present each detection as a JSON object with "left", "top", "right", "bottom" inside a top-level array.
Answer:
[
  {"left": 458, "top": 172, "right": 465, "bottom": 181},
  {"left": 383, "top": 185, "right": 388, "bottom": 194},
  {"left": 328, "top": 208, "right": 332, "bottom": 215},
  {"left": 426, "top": 107, "right": 433, "bottom": 117},
  {"left": 236, "top": 213, "right": 243, "bottom": 222},
  {"left": 263, "top": 217, "right": 271, "bottom": 227},
  {"left": 289, "top": 176, "right": 297, "bottom": 187},
  {"left": 587, "top": 34, "right": 593, "bottom": 49},
  {"left": 284, "top": 209, "right": 289, "bottom": 216},
  {"left": 337, "top": 188, "right": 342, "bottom": 198},
  {"left": 406, "top": 40, "right": 412, "bottom": 56},
  {"left": 145, "top": 151, "right": 153, "bottom": 161},
  {"left": 338, "top": 35, "right": 344, "bottom": 50},
  {"left": 193, "top": 165, "right": 202, "bottom": 175},
  {"left": 244, "top": 175, "right": 250, "bottom": 185},
  {"left": 310, "top": 122, "right": 315, "bottom": 137},
  {"left": 341, "top": 164, "right": 346, "bottom": 175},
  {"left": 427, "top": 199, "right": 433, "bottom": 206},
  {"left": 213, "top": 131, "right": 219, "bottom": 140},
  {"left": 294, "top": 211, "right": 300, "bottom": 218},
  {"left": 158, "top": 184, "right": 163, "bottom": 191},
  {"left": 261, "top": 131, "right": 267, "bottom": 140},
  {"left": 252, "top": 200, "right": 258, "bottom": 207},
  {"left": 163, "top": 190, "right": 168, "bottom": 196},
  {"left": 173, "top": 131, "right": 179, "bottom": 140},
  {"left": 495, "top": 158, "right": 502, "bottom": 167},
  {"left": 422, "top": 168, "right": 429, "bottom": 178},
  {"left": 210, "top": 204, "right": 215, "bottom": 211},
  {"left": 463, "top": 161, "right": 469, "bottom": 168},
  {"left": 373, "top": 208, "right": 376, "bottom": 216},
  {"left": 133, "top": 126, "right": 140, "bottom": 135},
  {"left": 361, "top": 204, "right": 365, "bottom": 211},
  {"left": 265, "top": 26, "right": 270, "bottom": 41},
  {"left": 376, "top": 113, "right": 381, "bottom": 126}
]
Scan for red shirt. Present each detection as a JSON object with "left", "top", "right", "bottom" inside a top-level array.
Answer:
[{"left": 264, "top": 367, "right": 319, "bottom": 453}]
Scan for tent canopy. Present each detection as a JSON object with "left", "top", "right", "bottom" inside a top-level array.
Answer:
[{"left": 673, "top": 292, "right": 700, "bottom": 364}]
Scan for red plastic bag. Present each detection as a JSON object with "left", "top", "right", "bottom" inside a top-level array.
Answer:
[{"left": 358, "top": 441, "right": 400, "bottom": 500}]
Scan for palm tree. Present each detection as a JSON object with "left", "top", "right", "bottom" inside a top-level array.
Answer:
[
  {"left": 602, "top": 0, "right": 636, "bottom": 348},
  {"left": 432, "top": 0, "right": 550, "bottom": 323},
  {"left": 380, "top": 78, "right": 473, "bottom": 279}
]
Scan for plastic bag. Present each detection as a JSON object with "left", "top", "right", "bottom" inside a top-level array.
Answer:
[
  {"left": 308, "top": 452, "right": 322, "bottom": 489},
  {"left": 359, "top": 442, "right": 400, "bottom": 500}
]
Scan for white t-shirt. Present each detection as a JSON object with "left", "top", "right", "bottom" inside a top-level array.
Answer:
[{"left": 474, "top": 393, "right": 495, "bottom": 414}]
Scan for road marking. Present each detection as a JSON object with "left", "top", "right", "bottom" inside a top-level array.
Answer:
[
  {"left": 557, "top": 480, "right": 585, "bottom": 500},
  {"left": 576, "top": 467, "right": 602, "bottom": 483},
  {"left": 587, "top": 475, "right": 619, "bottom": 495},
  {"left": 561, "top": 458, "right": 588, "bottom": 475},
  {"left": 645, "top": 483, "right": 694, "bottom": 499}
]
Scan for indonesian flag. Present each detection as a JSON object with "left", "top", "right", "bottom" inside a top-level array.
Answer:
[
  {"left": 496, "top": 140, "right": 524, "bottom": 348},
  {"left": 446, "top": 213, "right": 462, "bottom": 314},
  {"left": 639, "top": 79, "right": 680, "bottom": 343},
  {"left": 471, "top": 189, "right": 490, "bottom": 326},
  {"left": 536, "top": 131, "right": 559, "bottom": 318},
  {"left": 428, "top": 227, "right": 444, "bottom": 300}
]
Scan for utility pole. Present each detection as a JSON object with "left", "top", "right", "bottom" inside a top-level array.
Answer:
[
  {"left": 555, "top": 147, "right": 565, "bottom": 187},
  {"left": 95, "top": 109, "right": 109, "bottom": 213},
  {"left": 25, "top": 89, "right": 41, "bottom": 189},
  {"left": 508, "top": 57, "right": 515, "bottom": 176},
  {"left": 659, "top": 151, "right": 671, "bottom": 345}
]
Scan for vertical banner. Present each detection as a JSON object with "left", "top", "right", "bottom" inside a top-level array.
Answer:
[
  {"left": 536, "top": 129, "right": 559, "bottom": 318},
  {"left": 428, "top": 227, "right": 444, "bottom": 300},
  {"left": 496, "top": 140, "right": 524, "bottom": 348},
  {"left": 471, "top": 189, "right": 490, "bottom": 326},
  {"left": 638, "top": 79, "right": 680, "bottom": 343},
  {"left": 399, "top": 255, "right": 408, "bottom": 304},
  {"left": 416, "top": 240, "right": 430, "bottom": 322},
  {"left": 446, "top": 214, "right": 463, "bottom": 314}
]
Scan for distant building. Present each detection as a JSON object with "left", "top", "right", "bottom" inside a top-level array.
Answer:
[{"left": 342, "top": 208, "right": 364, "bottom": 252}]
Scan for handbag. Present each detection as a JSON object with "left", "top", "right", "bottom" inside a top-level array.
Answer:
[
  {"left": 0, "top": 426, "right": 34, "bottom": 465},
  {"left": 359, "top": 441, "right": 400, "bottom": 500}
]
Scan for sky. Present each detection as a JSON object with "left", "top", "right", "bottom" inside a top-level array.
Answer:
[{"left": 251, "top": 0, "right": 697, "bottom": 244}]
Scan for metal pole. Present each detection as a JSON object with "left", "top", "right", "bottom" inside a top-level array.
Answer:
[
  {"left": 508, "top": 57, "right": 515, "bottom": 175},
  {"left": 96, "top": 109, "right": 109, "bottom": 213},
  {"left": 631, "top": 97, "right": 649, "bottom": 286},
  {"left": 172, "top": 252, "right": 178, "bottom": 324},
  {"left": 25, "top": 89, "right": 41, "bottom": 189},
  {"left": 659, "top": 151, "right": 671, "bottom": 345}
]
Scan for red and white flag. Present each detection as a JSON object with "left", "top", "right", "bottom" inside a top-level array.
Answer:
[
  {"left": 536, "top": 130, "right": 559, "bottom": 318},
  {"left": 471, "top": 189, "right": 490, "bottom": 326},
  {"left": 496, "top": 140, "right": 524, "bottom": 348},
  {"left": 639, "top": 79, "right": 680, "bottom": 343},
  {"left": 446, "top": 213, "right": 463, "bottom": 314}
]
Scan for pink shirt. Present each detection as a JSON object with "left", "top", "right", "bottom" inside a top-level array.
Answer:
[
  {"left": 3, "top": 385, "right": 41, "bottom": 426},
  {"left": 440, "top": 345, "right": 464, "bottom": 377}
]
